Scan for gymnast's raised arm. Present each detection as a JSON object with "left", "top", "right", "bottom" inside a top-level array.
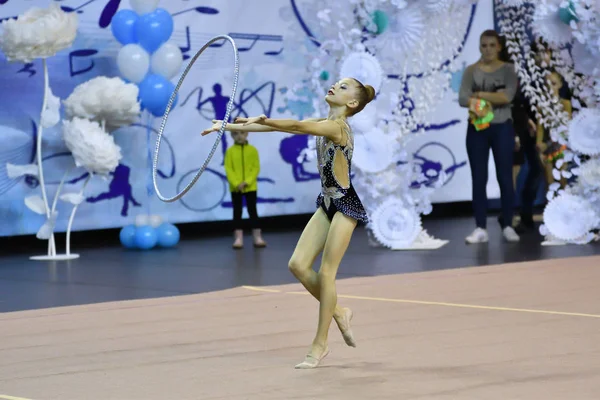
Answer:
[
  {"left": 201, "top": 117, "right": 334, "bottom": 138},
  {"left": 232, "top": 115, "right": 341, "bottom": 143},
  {"left": 200, "top": 119, "right": 275, "bottom": 134}
]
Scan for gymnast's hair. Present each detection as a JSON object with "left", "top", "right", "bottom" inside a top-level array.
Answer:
[{"left": 348, "top": 78, "right": 376, "bottom": 116}]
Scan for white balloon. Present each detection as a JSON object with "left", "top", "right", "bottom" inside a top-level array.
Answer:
[
  {"left": 150, "top": 42, "right": 183, "bottom": 80},
  {"left": 117, "top": 44, "right": 150, "bottom": 83},
  {"left": 129, "top": 0, "right": 160, "bottom": 15},
  {"left": 149, "top": 215, "right": 163, "bottom": 228},
  {"left": 135, "top": 214, "right": 150, "bottom": 227}
]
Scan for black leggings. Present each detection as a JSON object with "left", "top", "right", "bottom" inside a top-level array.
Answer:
[
  {"left": 466, "top": 121, "right": 515, "bottom": 229},
  {"left": 231, "top": 191, "right": 260, "bottom": 230}
]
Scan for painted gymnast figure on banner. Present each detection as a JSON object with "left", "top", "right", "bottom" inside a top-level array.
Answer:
[
  {"left": 277, "top": 85, "right": 321, "bottom": 182},
  {"left": 181, "top": 81, "right": 275, "bottom": 160},
  {"left": 178, "top": 80, "right": 294, "bottom": 212},
  {"left": 86, "top": 163, "right": 142, "bottom": 217},
  {"left": 202, "top": 77, "right": 375, "bottom": 369}
]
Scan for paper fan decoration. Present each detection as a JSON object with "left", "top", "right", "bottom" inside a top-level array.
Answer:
[
  {"left": 348, "top": 101, "right": 377, "bottom": 134},
  {"left": 577, "top": 157, "right": 600, "bottom": 189},
  {"left": 370, "top": 4, "right": 425, "bottom": 65},
  {"left": 568, "top": 108, "right": 600, "bottom": 156},
  {"left": 543, "top": 192, "right": 599, "bottom": 242},
  {"left": 352, "top": 128, "right": 396, "bottom": 174},
  {"left": 339, "top": 51, "right": 384, "bottom": 93},
  {"left": 370, "top": 198, "right": 422, "bottom": 249},
  {"left": 423, "top": 0, "right": 453, "bottom": 14}
]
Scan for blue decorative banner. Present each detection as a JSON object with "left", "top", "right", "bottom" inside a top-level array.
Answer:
[{"left": 0, "top": 0, "right": 493, "bottom": 237}]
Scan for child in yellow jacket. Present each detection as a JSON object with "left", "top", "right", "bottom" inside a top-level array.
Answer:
[{"left": 224, "top": 131, "right": 267, "bottom": 249}]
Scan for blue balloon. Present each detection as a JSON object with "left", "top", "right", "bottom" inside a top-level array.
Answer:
[
  {"left": 119, "top": 224, "right": 137, "bottom": 248},
  {"left": 135, "top": 225, "right": 158, "bottom": 250},
  {"left": 156, "top": 223, "right": 180, "bottom": 247},
  {"left": 138, "top": 74, "right": 177, "bottom": 117},
  {"left": 136, "top": 8, "right": 174, "bottom": 54},
  {"left": 111, "top": 9, "right": 139, "bottom": 45}
]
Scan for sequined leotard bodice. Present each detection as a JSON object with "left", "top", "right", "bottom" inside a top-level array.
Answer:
[{"left": 315, "top": 119, "right": 368, "bottom": 223}]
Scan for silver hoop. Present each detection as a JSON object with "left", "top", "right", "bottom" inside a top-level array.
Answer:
[{"left": 153, "top": 35, "right": 240, "bottom": 203}]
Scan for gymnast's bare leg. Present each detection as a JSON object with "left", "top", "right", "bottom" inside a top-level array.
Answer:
[
  {"left": 288, "top": 208, "right": 357, "bottom": 350},
  {"left": 292, "top": 209, "right": 357, "bottom": 369}
]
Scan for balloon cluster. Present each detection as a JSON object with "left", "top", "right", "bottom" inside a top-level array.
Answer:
[
  {"left": 110, "top": 0, "right": 182, "bottom": 117},
  {"left": 119, "top": 215, "right": 180, "bottom": 250}
]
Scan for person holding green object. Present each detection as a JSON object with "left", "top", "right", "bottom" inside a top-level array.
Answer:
[
  {"left": 459, "top": 29, "right": 520, "bottom": 244},
  {"left": 469, "top": 98, "right": 495, "bottom": 130}
]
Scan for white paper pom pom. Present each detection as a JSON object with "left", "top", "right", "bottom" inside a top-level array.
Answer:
[
  {"left": 63, "top": 77, "right": 141, "bottom": 131},
  {"left": 0, "top": 3, "right": 78, "bottom": 63},
  {"left": 62, "top": 118, "right": 122, "bottom": 176}
]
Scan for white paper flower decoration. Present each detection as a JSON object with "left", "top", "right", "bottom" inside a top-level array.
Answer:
[
  {"left": 353, "top": 128, "right": 396, "bottom": 174},
  {"left": 348, "top": 101, "right": 377, "bottom": 134},
  {"left": 339, "top": 51, "right": 384, "bottom": 93},
  {"left": 356, "top": 163, "right": 405, "bottom": 198},
  {"left": 369, "top": 3, "right": 425, "bottom": 65},
  {"left": 423, "top": 0, "right": 453, "bottom": 14},
  {"left": 567, "top": 108, "right": 600, "bottom": 156},
  {"left": 577, "top": 157, "right": 600, "bottom": 189},
  {"left": 63, "top": 77, "right": 141, "bottom": 131},
  {"left": 370, "top": 198, "right": 422, "bottom": 249},
  {"left": 62, "top": 118, "right": 122, "bottom": 176},
  {"left": 393, "top": 0, "right": 408, "bottom": 8},
  {"left": 41, "top": 85, "right": 61, "bottom": 129},
  {"left": 531, "top": 0, "right": 574, "bottom": 46},
  {"left": 0, "top": 3, "right": 78, "bottom": 63},
  {"left": 543, "top": 192, "right": 600, "bottom": 242}
]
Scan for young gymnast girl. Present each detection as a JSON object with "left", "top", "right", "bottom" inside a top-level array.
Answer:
[{"left": 202, "top": 77, "right": 375, "bottom": 369}]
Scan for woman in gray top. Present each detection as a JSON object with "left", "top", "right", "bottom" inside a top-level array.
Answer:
[{"left": 458, "top": 29, "right": 520, "bottom": 244}]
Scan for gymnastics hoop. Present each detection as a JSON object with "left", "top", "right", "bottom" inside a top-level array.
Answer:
[{"left": 153, "top": 35, "right": 240, "bottom": 203}]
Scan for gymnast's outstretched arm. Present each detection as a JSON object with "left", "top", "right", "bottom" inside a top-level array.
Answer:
[
  {"left": 201, "top": 119, "right": 275, "bottom": 134},
  {"left": 237, "top": 115, "right": 341, "bottom": 143},
  {"left": 201, "top": 117, "right": 330, "bottom": 137}
]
